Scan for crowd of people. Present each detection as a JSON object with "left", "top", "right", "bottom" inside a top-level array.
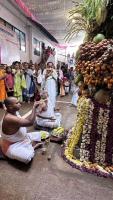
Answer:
[
  {"left": 0, "top": 61, "right": 39, "bottom": 106},
  {"left": 0, "top": 61, "right": 77, "bottom": 108}
]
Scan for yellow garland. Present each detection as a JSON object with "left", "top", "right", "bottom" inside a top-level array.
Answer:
[{"left": 64, "top": 96, "right": 90, "bottom": 160}]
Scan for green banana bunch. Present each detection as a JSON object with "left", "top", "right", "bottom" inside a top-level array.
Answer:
[
  {"left": 84, "top": 0, "right": 108, "bottom": 25},
  {"left": 52, "top": 127, "right": 64, "bottom": 136},
  {"left": 95, "top": 0, "right": 108, "bottom": 25}
]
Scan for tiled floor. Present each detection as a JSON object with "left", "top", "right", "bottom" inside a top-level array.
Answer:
[{"left": 0, "top": 96, "right": 113, "bottom": 200}]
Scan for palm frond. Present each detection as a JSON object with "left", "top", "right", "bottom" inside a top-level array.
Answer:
[{"left": 65, "top": 0, "right": 109, "bottom": 42}]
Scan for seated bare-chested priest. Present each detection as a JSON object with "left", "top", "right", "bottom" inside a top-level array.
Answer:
[{"left": 1, "top": 97, "right": 49, "bottom": 163}]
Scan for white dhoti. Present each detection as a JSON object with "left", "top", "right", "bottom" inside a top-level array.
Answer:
[
  {"left": 65, "top": 86, "right": 69, "bottom": 94},
  {"left": 1, "top": 112, "right": 48, "bottom": 164},
  {"left": 36, "top": 113, "right": 62, "bottom": 129},
  {"left": 5, "top": 132, "right": 42, "bottom": 164},
  {"left": 71, "top": 86, "right": 79, "bottom": 106},
  {"left": 71, "top": 93, "right": 79, "bottom": 106}
]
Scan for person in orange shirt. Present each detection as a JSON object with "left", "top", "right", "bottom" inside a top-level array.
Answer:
[{"left": 0, "top": 65, "right": 7, "bottom": 107}]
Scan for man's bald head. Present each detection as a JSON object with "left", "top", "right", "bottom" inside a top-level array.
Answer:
[{"left": 4, "top": 97, "right": 18, "bottom": 108}]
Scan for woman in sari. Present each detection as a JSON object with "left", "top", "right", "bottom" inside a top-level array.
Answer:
[
  {"left": 5, "top": 66, "right": 14, "bottom": 97},
  {"left": 14, "top": 62, "right": 26, "bottom": 102},
  {"left": 0, "top": 65, "right": 7, "bottom": 106}
]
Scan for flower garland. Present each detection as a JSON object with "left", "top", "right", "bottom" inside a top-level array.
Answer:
[
  {"left": 64, "top": 96, "right": 90, "bottom": 159},
  {"left": 80, "top": 100, "right": 94, "bottom": 162},
  {"left": 105, "top": 101, "right": 113, "bottom": 165},
  {"left": 62, "top": 97, "right": 113, "bottom": 178}
]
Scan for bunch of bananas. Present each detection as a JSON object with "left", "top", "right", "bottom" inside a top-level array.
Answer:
[
  {"left": 85, "top": 0, "right": 108, "bottom": 26},
  {"left": 52, "top": 127, "right": 64, "bottom": 136},
  {"left": 95, "top": 0, "right": 108, "bottom": 25}
]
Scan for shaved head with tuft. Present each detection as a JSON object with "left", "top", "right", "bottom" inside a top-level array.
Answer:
[{"left": 4, "top": 97, "right": 17, "bottom": 108}]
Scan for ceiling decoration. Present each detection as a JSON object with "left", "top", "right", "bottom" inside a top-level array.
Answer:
[{"left": 13, "top": 0, "right": 84, "bottom": 45}]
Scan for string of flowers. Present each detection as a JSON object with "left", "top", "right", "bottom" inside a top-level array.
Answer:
[
  {"left": 64, "top": 96, "right": 90, "bottom": 159},
  {"left": 62, "top": 97, "right": 113, "bottom": 178}
]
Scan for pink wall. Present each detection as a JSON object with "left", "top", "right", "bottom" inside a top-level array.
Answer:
[
  {"left": 0, "top": 0, "right": 54, "bottom": 64},
  {"left": 0, "top": 24, "right": 20, "bottom": 64}
]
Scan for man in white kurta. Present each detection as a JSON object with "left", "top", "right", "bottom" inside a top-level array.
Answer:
[{"left": 42, "top": 62, "right": 57, "bottom": 109}]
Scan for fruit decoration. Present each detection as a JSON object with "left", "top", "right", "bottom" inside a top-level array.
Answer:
[
  {"left": 40, "top": 131, "right": 49, "bottom": 140},
  {"left": 66, "top": 0, "right": 109, "bottom": 42},
  {"left": 76, "top": 39, "right": 113, "bottom": 91},
  {"left": 93, "top": 33, "right": 105, "bottom": 43},
  {"left": 74, "top": 74, "right": 83, "bottom": 85},
  {"left": 52, "top": 127, "right": 64, "bottom": 137}
]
